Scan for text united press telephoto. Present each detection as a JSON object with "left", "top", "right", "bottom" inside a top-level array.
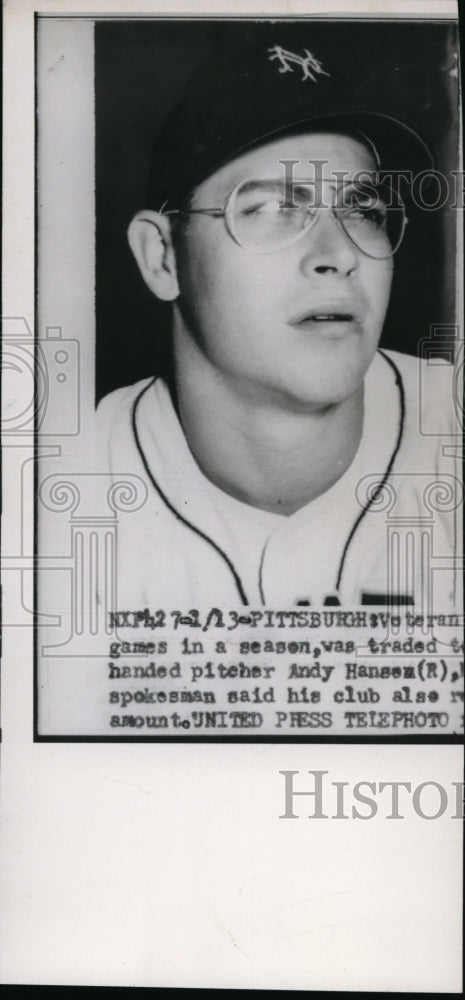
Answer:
[{"left": 36, "top": 19, "right": 463, "bottom": 738}]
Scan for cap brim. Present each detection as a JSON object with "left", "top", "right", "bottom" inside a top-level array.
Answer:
[{"left": 158, "top": 107, "right": 433, "bottom": 208}]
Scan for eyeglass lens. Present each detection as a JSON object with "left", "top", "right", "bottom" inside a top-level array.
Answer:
[{"left": 229, "top": 179, "right": 405, "bottom": 258}]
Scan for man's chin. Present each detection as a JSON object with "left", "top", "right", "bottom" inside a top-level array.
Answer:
[
  {"left": 270, "top": 357, "right": 374, "bottom": 411},
  {"left": 254, "top": 376, "right": 364, "bottom": 413}
]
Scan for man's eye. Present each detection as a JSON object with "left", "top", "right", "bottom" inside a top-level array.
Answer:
[
  {"left": 346, "top": 202, "right": 388, "bottom": 227},
  {"left": 242, "top": 198, "right": 288, "bottom": 216}
]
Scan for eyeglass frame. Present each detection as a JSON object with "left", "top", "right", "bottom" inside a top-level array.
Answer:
[{"left": 151, "top": 176, "right": 408, "bottom": 259}]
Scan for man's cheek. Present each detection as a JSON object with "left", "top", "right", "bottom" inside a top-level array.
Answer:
[{"left": 380, "top": 264, "right": 394, "bottom": 306}]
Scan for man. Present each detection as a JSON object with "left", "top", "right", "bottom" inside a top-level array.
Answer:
[{"left": 97, "top": 41, "right": 461, "bottom": 609}]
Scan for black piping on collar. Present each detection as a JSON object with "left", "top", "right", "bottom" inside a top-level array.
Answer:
[
  {"left": 130, "top": 351, "right": 405, "bottom": 608},
  {"left": 334, "top": 348, "right": 406, "bottom": 594},
  {"left": 131, "top": 377, "right": 249, "bottom": 605},
  {"left": 256, "top": 351, "right": 405, "bottom": 605}
]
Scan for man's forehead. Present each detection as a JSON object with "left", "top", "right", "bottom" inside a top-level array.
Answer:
[{"left": 192, "top": 130, "right": 378, "bottom": 200}]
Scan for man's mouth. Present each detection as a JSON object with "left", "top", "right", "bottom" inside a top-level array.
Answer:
[
  {"left": 302, "top": 313, "right": 354, "bottom": 322},
  {"left": 289, "top": 301, "right": 366, "bottom": 328}
]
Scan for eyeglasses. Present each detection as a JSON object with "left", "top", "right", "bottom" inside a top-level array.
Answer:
[{"left": 162, "top": 177, "right": 408, "bottom": 258}]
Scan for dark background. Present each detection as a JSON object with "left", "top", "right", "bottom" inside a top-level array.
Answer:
[{"left": 95, "top": 18, "right": 459, "bottom": 402}]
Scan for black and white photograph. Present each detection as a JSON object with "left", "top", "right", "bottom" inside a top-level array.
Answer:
[
  {"left": 96, "top": 19, "right": 461, "bottom": 611},
  {"left": 1, "top": 0, "right": 463, "bottom": 990},
  {"left": 32, "top": 13, "right": 463, "bottom": 737}
]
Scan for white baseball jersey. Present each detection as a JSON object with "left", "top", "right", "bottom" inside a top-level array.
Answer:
[{"left": 96, "top": 349, "right": 461, "bottom": 609}]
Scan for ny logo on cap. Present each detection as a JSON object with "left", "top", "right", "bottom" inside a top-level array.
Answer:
[{"left": 268, "top": 45, "right": 330, "bottom": 83}]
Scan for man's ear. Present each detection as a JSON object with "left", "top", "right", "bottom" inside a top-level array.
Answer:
[{"left": 127, "top": 210, "right": 180, "bottom": 301}]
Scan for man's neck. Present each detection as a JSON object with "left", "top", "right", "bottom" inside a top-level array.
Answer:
[{"left": 172, "top": 341, "right": 365, "bottom": 517}]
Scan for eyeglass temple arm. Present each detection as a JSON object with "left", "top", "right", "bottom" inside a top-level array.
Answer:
[
  {"left": 160, "top": 208, "right": 225, "bottom": 217},
  {"left": 137, "top": 208, "right": 225, "bottom": 227}
]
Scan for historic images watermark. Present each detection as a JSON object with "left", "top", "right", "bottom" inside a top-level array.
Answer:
[
  {"left": 276, "top": 161, "right": 465, "bottom": 212},
  {"left": 279, "top": 770, "right": 465, "bottom": 819}
]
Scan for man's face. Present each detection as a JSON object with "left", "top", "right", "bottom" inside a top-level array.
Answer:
[{"left": 172, "top": 131, "right": 394, "bottom": 409}]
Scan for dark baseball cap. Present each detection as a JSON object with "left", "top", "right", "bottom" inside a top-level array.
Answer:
[{"left": 146, "top": 40, "right": 437, "bottom": 209}]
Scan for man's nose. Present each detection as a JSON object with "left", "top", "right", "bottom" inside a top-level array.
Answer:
[{"left": 299, "top": 209, "right": 359, "bottom": 278}]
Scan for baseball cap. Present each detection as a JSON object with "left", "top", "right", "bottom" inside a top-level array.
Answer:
[{"left": 146, "top": 40, "right": 438, "bottom": 209}]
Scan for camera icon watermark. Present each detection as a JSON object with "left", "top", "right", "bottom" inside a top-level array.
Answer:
[
  {"left": 1, "top": 315, "right": 80, "bottom": 436},
  {"left": 419, "top": 324, "right": 463, "bottom": 437}
]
